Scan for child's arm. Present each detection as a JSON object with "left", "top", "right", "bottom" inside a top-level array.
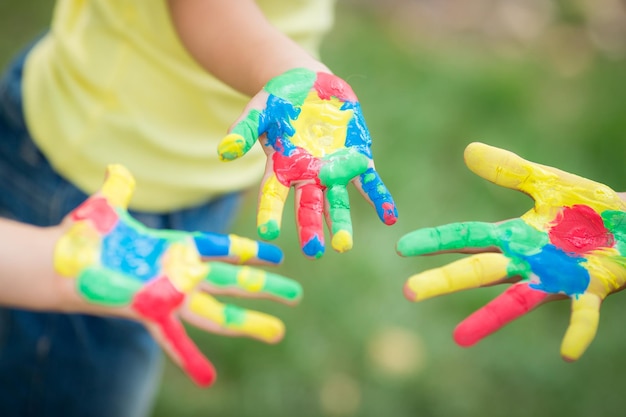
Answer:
[
  {"left": 0, "top": 218, "right": 79, "bottom": 311},
  {"left": 167, "top": 0, "right": 330, "bottom": 96}
]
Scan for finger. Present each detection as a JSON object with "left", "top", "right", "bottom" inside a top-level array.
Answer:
[
  {"left": 355, "top": 167, "right": 398, "bottom": 226},
  {"left": 464, "top": 142, "right": 624, "bottom": 212},
  {"left": 453, "top": 282, "right": 551, "bottom": 347},
  {"left": 132, "top": 277, "right": 216, "bottom": 386},
  {"left": 193, "top": 232, "right": 283, "bottom": 265},
  {"left": 398, "top": 218, "right": 549, "bottom": 258},
  {"left": 205, "top": 262, "right": 302, "bottom": 305},
  {"left": 295, "top": 183, "right": 325, "bottom": 259},
  {"left": 257, "top": 172, "right": 290, "bottom": 241},
  {"left": 154, "top": 313, "right": 217, "bottom": 386},
  {"left": 560, "top": 292, "right": 602, "bottom": 361},
  {"left": 187, "top": 291, "right": 286, "bottom": 344},
  {"left": 218, "top": 109, "right": 263, "bottom": 161},
  {"left": 403, "top": 253, "right": 513, "bottom": 302},
  {"left": 99, "top": 164, "right": 135, "bottom": 209},
  {"left": 325, "top": 184, "right": 353, "bottom": 253},
  {"left": 398, "top": 222, "right": 501, "bottom": 257}
]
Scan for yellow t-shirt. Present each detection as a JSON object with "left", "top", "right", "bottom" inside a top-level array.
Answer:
[{"left": 23, "top": 0, "right": 335, "bottom": 212}]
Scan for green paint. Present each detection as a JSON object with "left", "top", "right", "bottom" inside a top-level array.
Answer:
[
  {"left": 326, "top": 185, "right": 352, "bottom": 237},
  {"left": 265, "top": 68, "right": 316, "bottom": 105},
  {"left": 220, "top": 110, "right": 263, "bottom": 159},
  {"left": 602, "top": 210, "right": 626, "bottom": 255},
  {"left": 77, "top": 267, "right": 141, "bottom": 305},
  {"left": 500, "top": 219, "right": 549, "bottom": 256},
  {"left": 319, "top": 148, "right": 368, "bottom": 187},
  {"left": 505, "top": 257, "right": 533, "bottom": 281},
  {"left": 396, "top": 218, "right": 548, "bottom": 258},
  {"left": 206, "top": 262, "right": 302, "bottom": 302},
  {"left": 258, "top": 220, "right": 280, "bottom": 241},
  {"left": 223, "top": 304, "right": 247, "bottom": 326}
]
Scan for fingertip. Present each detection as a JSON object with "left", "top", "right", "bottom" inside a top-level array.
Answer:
[
  {"left": 331, "top": 230, "right": 353, "bottom": 253},
  {"left": 217, "top": 133, "right": 246, "bottom": 161},
  {"left": 258, "top": 220, "right": 280, "bottom": 241},
  {"left": 302, "top": 236, "right": 325, "bottom": 259},
  {"left": 257, "top": 242, "right": 284, "bottom": 264},
  {"left": 381, "top": 202, "right": 398, "bottom": 225},
  {"left": 402, "top": 283, "right": 418, "bottom": 301},
  {"left": 452, "top": 324, "right": 480, "bottom": 348}
]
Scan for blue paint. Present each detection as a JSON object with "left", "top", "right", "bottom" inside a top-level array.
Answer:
[
  {"left": 302, "top": 235, "right": 325, "bottom": 258},
  {"left": 102, "top": 221, "right": 168, "bottom": 282},
  {"left": 261, "top": 95, "right": 299, "bottom": 156},
  {"left": 193, "top": 233, "right": 230, "bottom": 257},
  {"left": 359, "top": 167, "right": 396, "bottom": 220},
  {"left": 342, "top": 102, "right": 373, "bottom": 158},
  {"left": 525, "top": 244, "right": 590, "bottom": 296},
  {"left": 257, "top": 242, "right": 284, "bottom": 264}
]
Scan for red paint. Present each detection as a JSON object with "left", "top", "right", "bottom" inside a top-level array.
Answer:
[
  {"left": 548, "top": 205, "right": 614, "bottom": 254},
  {"left": 453, "top": 283, "right": 548, "bottom": 347},
  {"left": 381, "top": 202, "right": 397, "bottom": 225},
  {"left": 297, "top": 183, "right": 325, "bottom": 246},
  {"left": 71, "top": 197, "right": 119, "bottom": 233},
  {"left": 272, "top": 148, "right": 321, "bottom": 187},
  {"left": 132, "top": 276, "right": 216, "bottom": 386},
  {"left": 314, "top": 72, "right": 358, "bottom": 102}
]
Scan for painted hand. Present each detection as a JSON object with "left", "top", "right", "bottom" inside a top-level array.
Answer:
[
  {"left": 54, "top": 165, "right": 302, "bottom": 387},
  {"left": 397, "top": 142, "right": 626, "bottom": 361},
  {"left": 218, "top": 68, "right": 398, "bottom": 258}
]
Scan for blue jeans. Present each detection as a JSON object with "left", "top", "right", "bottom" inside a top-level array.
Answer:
[{"left": 0, "top": 45, "right": 243, "bottom": 417}]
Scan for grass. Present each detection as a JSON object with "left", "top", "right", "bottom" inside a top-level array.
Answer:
[{"left": 2, "top": 2, "right": 626, "bottom": 417}]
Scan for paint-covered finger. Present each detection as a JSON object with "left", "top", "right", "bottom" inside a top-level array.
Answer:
[
  {"left": 133, "top": 279, "right": 216, "bottom": 387},
  {"left": 193, "top": 232, "right": 283, "bottom": 265},
  {"left": 295, "top": 183, "right": 325, "bottom": 259},
  {"left": 397, "top": 222, "right": 501, "bottom": 257},
  {"left": 188, "top": 292, "right": 286, "bottom": 343},
  {"left": 560, "top": 292, "right": 602, "bottom": 362},
  {"left": 218, "top": 110, "right": 262, "bottom": 161},
  {"left": 404, "top": 253, "right": 512, "bottom": 302},
  {"left": 257, "top": 173, "right": 290, "bottom": 241},
  {"left": 325, "top": 184, "right": 353, "bottom": 253},
  {"left": 356, "top": 167, "right": 398, "bottom": 225},
  {"left": 205, "top": 262, "right": 302, "bottom": 304},
  {"left": 453, "top": 282, "right": 550, "bottom": 347},
  {"left": 99, "top": 164, "right": 136, "bottom": 209}
]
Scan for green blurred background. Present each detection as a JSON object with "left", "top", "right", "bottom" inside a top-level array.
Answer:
[{"left": 2, "top": 1, "right": 626, "bottom": 416}]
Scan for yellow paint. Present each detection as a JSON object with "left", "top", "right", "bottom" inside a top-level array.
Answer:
[
  {"left": 290, "top": 92, "right": 351, "bottom": 158},
  {"left": 583, "top": 249, "right": 626, "bottom": 295},
  {"left": 560, "top": 292, "right": 601, "bottom": 361},
  {"left": 331, "top": 230, "right": 353, "bottom": 253},
  {"left": 100, "top": 164, "right": 135, "bottom": 208},
  {"left": 228, "top": 234, "right": 258, "bottom": 263},
  {"left": 189, "top": 292, "right": 285, "bottom": 342},
  {"left": 405, "top": 253, "right": 510, "bottom": 301},
  {"left": 217, "top": 133, "right": 246, "bottom": 161},
  {"left": 163, "top": 242, "right": 209, "bottom": 293},
  {"left": 258, "top": 174, "right": 289, "bottom": 228},
  {"left": 464, "top": 143, "right": 626, "bottom": 230},
  {"left": 236, "top": 267, "right": 266, "bottom": 293},
  {"left": 54, "top": 222, "right": 101, "bottom": 277}
]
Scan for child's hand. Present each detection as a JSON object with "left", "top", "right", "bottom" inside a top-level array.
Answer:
[
  {"left": 397, "top": 142, "right": 626, "bottom": 361},
  {"left": 54, "top": 165, "right": 302, "bottom": 387},
  {"left": 218, "top": 68, "right": 398, "bottom": 259}
]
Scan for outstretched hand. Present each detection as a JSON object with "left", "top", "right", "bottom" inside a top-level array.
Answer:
[
  {"left": 218, "top": 68, "right": 398, "bottom": 258},
  {"left": 397, "top": 142, "right": 626, "bottom": 361},
  {"left": 54, "top": 165, "right": 302, "bottom": 387}
]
